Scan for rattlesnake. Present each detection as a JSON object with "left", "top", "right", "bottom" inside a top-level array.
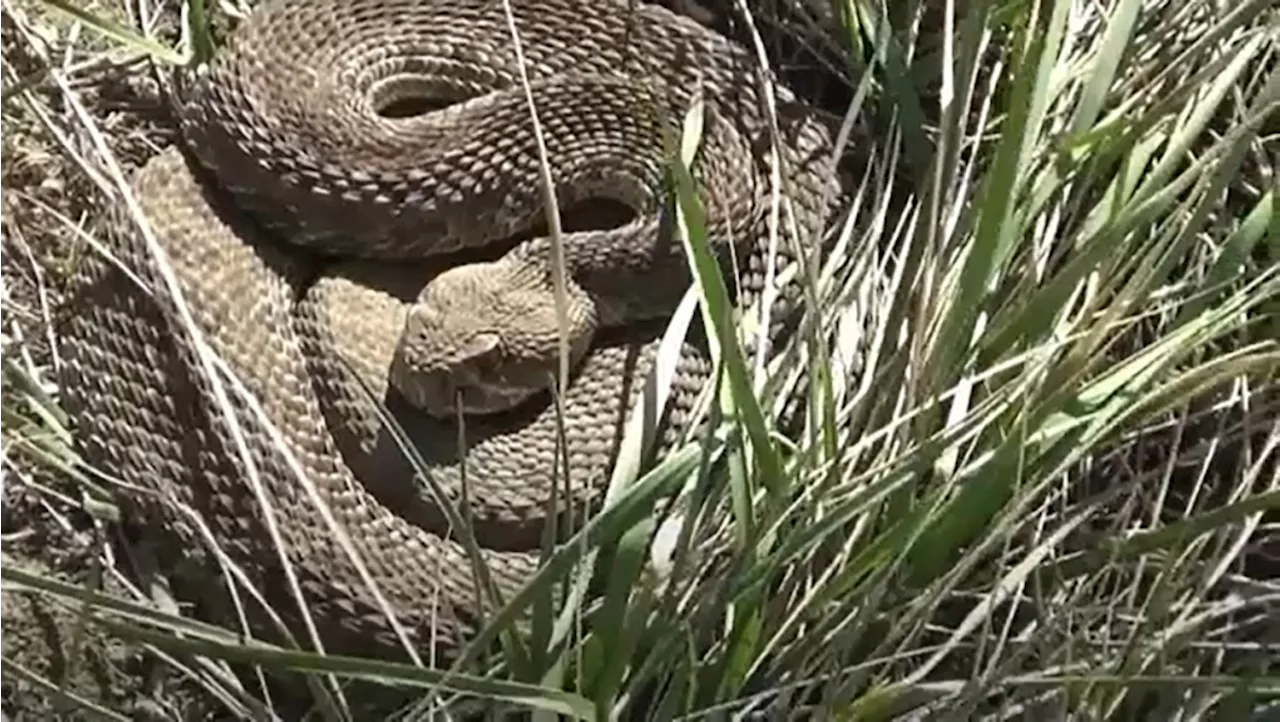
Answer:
[{"left": 56, "top": 0, "right": 838, "bottom": 661}]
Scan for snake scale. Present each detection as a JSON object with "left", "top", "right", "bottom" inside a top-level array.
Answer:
[{"left": 56, "top": 0, "right": 839, "bottom": 660}]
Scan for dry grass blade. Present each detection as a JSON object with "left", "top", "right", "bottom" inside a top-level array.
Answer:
[{"left": 3, "top": 0, "right": 1277, "bottom": 718}]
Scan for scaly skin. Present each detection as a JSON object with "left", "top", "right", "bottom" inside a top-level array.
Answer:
[{"left": 56, "top": 0, "right": 837, "bottom": 661}]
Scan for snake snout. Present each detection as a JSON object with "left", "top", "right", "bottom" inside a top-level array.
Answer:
[{"left": 393, "top": 324, "right": 550, "bottom": 418}]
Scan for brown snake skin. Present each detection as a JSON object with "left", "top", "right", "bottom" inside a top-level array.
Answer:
[{"left": 55, "top": 0, "right": 838, "bottom": 660}]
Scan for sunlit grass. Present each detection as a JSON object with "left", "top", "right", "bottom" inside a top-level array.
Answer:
[{"left": 2, "top": 0, "right": 1277, "bottom": 719}]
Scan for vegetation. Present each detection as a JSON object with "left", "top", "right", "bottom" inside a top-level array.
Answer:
[{"left": 2, "top": 0, "right": 1276, "bottom": 719}]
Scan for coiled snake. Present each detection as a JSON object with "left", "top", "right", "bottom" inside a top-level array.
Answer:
[{"left": 56, "top": 0, "right": 838, "bottom": 660}]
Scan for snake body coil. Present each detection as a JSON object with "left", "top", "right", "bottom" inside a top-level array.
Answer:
[{"left": 57, "top": 0, "right": 838, "bottom": 659}]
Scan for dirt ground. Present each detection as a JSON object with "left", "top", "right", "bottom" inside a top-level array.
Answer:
[{"left": 1, "top": 5, "right": 215, "bottom": 716}]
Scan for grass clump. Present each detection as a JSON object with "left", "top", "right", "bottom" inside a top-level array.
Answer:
[{"left": 3, "top": 0, "right": 1277, "bottom": 719}]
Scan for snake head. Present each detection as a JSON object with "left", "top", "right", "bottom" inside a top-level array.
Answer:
[{"left": 389, "top": 260, "right": 598, "bottom": 418}]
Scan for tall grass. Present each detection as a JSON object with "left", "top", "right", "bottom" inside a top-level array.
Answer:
[{"left": 2, "top": 0, "right": 1277, "bottom": 719}]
